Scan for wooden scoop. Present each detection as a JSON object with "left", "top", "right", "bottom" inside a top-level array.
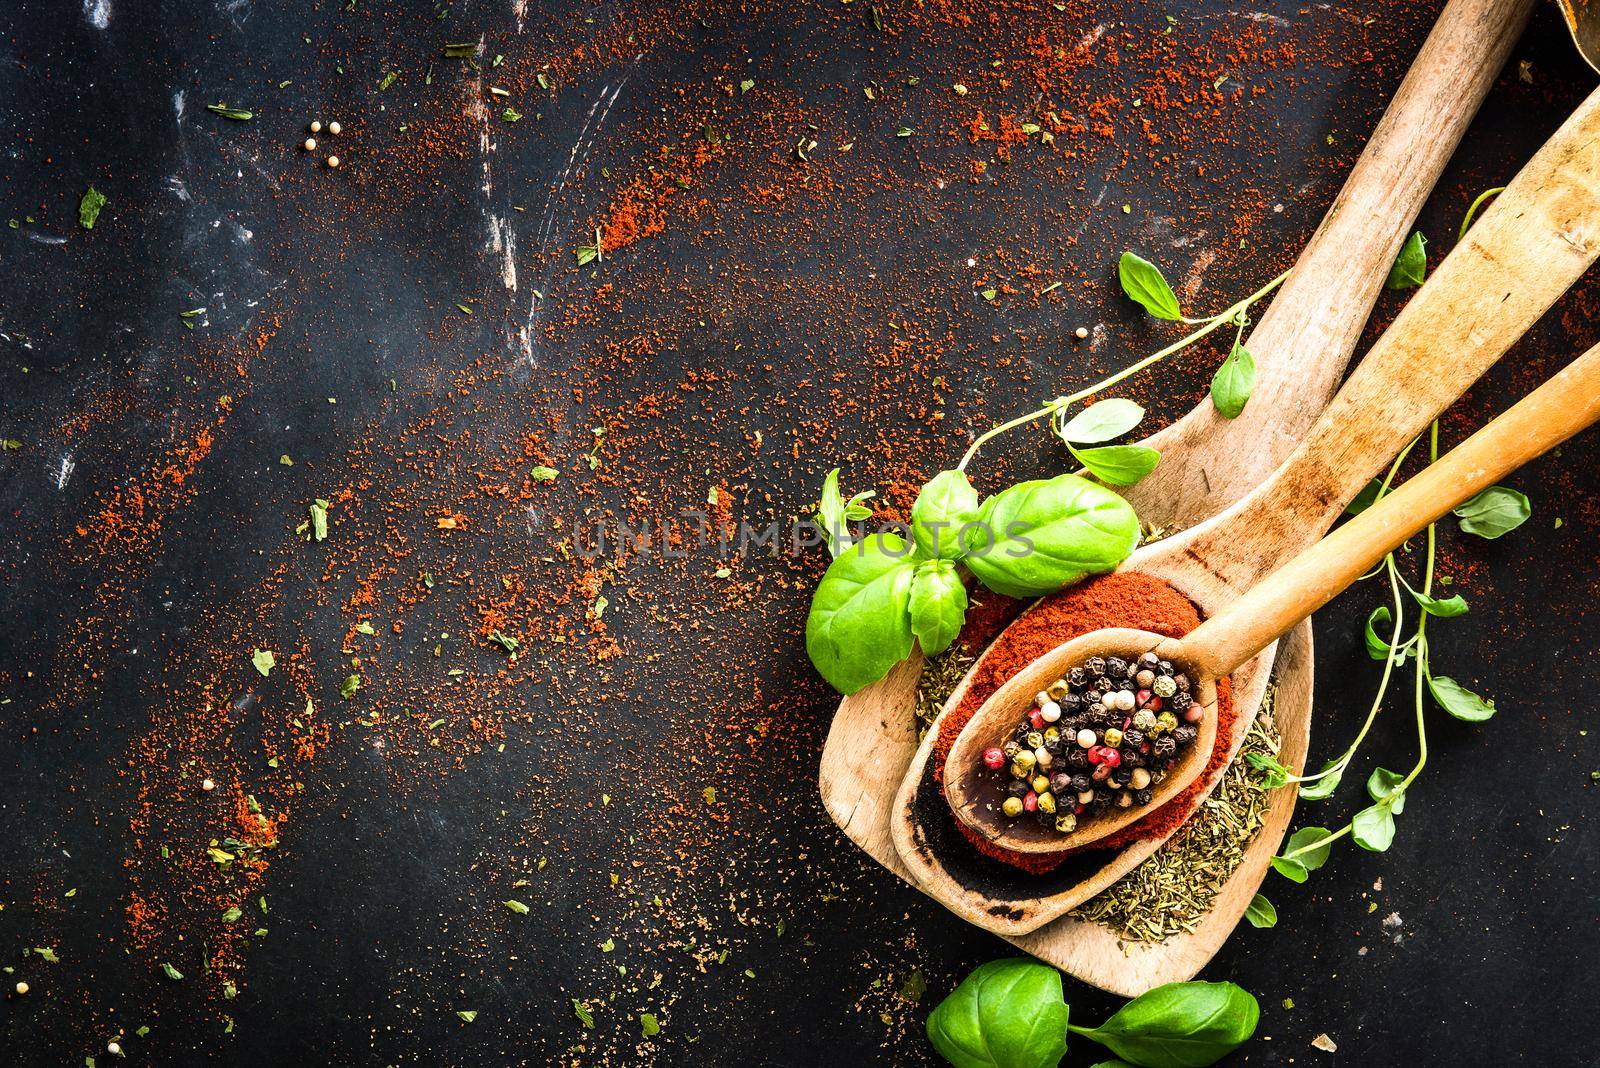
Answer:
[
  {"left": 947, "top": 342, "right": 1600, "bottom": 851},
  {"left": 892, "top": 77, "right": 1600, "bottom": 937}
]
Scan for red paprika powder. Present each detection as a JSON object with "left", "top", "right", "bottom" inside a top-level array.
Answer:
[{"left": 935, "top": 571, "right": 1237, "bottom": 875}]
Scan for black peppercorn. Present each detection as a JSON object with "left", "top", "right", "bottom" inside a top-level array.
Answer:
[
  {"left": 1173, "top": 725, "right": 1198, "bottom": 747},
  {"left": 1134, "top": 788, "right": 1153, "bottom": 806},
  {"left": 1122, "top": 729, "right": 1145, "bottom": 748},
  {"left": 1120, "top": 747, "right": 1145, "bottom": 768},
  {"left": 1153, "top": 736, "right": 1176, "bottom": 758},
  {"left": 1086, "top": 656, "right": 1107, "bottom": 676},
  {"left": 1105, "top": 657, "right": 1127, "bottom": 678},
  {"left": 1061, "top": 692, "right": 1082, "bottom": 713},
  {"left": 1007, "top": 780, "right": 1029, "bottom": 798},
  {"left": 1157, "top": 660, "right": 1173, "bottom": 674},
  {"left": 1170, "top": 691, "right": 1193, "bottom": 712},
  {"left": 1067, "top": 667, "right": 1087, "bottom": 688},
  {"left": 1045, "top": 736, "right": 1063, "bottom": 754},
  {"left": 1069, "top": 773, "right": 1092, "bottom": 792}
]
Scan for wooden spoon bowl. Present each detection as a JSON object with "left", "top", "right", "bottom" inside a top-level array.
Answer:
[{"left": 943, "top": 628, "right": 1218, "bottom": 854}]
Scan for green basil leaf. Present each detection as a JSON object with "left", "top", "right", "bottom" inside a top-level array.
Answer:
[
  {"left": 1363, "top": 606, "right": 1399, "bottom": 661},
  {"left": 1284, "top": 826, "right": 1332, "bottom": 871},
  {"left": 909, "top": 560, "right": 968, "bottom": 657},
  {"left": 1072, "top": 980, "right": 1258, "bottom": 1068},
  {"left": 1385, "top": 231, "right": 1427, "bottom": 290},
  {"left": 1412, "top": 590, "right": 1468, "bottom": 618},
  {"left": 1209, "top": 342, "right": 1255, "bottom": 419},
  {"left": 815, "top": 468, "right": 876, "bottom": 558},
  {"left": 961, "top": 474, "right": 1141, "bottom": 598},
  {"left": 1057, "top": 398, "right": 1145, "bottom": 444},
  {"left": 1365, "top": 767, "right": 1407, "bottom": 814},
  {"left": 926, "top": 958, "right": 1068, "bottom": 1068},
  {"left": 1453, "top": 485, "right": 1530, "bottom": 539},
  {"left": 1345, "top": 478, "right": 1383, "bottom": 516},
  {"left": 804, "top": 533, "right": 919, "bottom": 694},
  {"left": 1244, "top": 893, "right": 1277, "bottom": 929},
  {"left": 1069, "top": 444, "right": 1161, "bottom": 488},
  {"left": 1269, "top": 855, "right": 1307, "bottom": 883},
  {"left": 1296, "top": 760, "right": 1343, "bottom": 801},
  {"left": 1118, "top": 251, "right": 1182, "bottom": 320},
  {"left": 1351, "top": 804, "right": 1396, "bottom": 852},
  {"left": 912, "top": 470, "right": 980, "bottom": 560},
  {"left": 1427, "top": 674, "right": 1497, "bottom": 722}
]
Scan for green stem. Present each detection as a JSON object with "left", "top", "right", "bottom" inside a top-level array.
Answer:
[
  {"left": 956, "top": 269, "right": 1290, "bottom": 472},
  {"left": 1458, "top": 186, "right": 1505, "bottom": 243}
]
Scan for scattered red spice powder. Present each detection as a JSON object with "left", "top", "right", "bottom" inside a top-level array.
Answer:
[{"left": 934, "top": 571, "right": 1237, "bottom": 874}]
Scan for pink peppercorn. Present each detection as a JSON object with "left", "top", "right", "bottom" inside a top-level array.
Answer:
[
  {"left": 1095, "top": 746, "right": 1122, "bottom": 768},
  {"left": 1029, "top": 709, "right": 1045, "bottom": 730},
  {"left": 982, "top": 747, "right": 1006, "bottom": 770},
  {"left": 1023, "top": 792, "right": 1039, "bottom": 812}
]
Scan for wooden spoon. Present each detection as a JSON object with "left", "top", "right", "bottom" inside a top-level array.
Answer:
[
  {"left": 892, "top": 78, "right": 1600, "bottom": 936},
  {"left": 818, "top": 0, "right": 1534, "bottom": 874},
  {"left": 948, "top": 339, "right": 1600, "bottom": 851}
]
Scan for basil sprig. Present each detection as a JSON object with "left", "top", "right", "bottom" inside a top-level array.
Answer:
[
  {"left": 926, "top": 959, "right": 1259, "bottom": 1068},
  {"left": 805, "top": 472, "right": 1138, "bottom": 693}
]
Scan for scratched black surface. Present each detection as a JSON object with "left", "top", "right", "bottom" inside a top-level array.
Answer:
[{"left": 1, "top": 0, "right": 1597, "bottom": 1065}]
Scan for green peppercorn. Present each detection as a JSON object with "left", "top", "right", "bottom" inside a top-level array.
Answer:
[
  {"left": 1037, "top": 791, "right": 1057, "bottom": 814},
  {"left": 1002, "top": 796, "right": 1024, "bottom": 818},
  {"left": 1054, "top": 812, "right": 1077, "bottom": 833}
]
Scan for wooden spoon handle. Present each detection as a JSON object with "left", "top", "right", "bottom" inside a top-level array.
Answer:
[
  {"left": 1178, "top": 342, "right": 1600, "bottom": 680},
  {"left": 1127, "top": 0, "right": 1535, "bottom": 530},
  {"left": 1189, "top": 81, "right": 1600, "bottom": 589}
]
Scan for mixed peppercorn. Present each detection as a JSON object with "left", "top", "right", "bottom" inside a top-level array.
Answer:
[{"left": 982, "top": 652, "right": 1202, "bottom": 834}]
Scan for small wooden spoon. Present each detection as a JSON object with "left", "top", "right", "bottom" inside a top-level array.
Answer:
[{"left": 948, "top": 341, "right": 1600, "bottom": 851}]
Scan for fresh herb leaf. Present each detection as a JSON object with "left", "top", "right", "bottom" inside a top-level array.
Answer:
[
  {"left": 1117, "top": 251, "right": 1182, "bottom": 320},
  {"left": 1363, "top": 606, "right": 1402, "bottom": 662},
  {"left": 504, "top": 899, "right": 530, "bottom": 914},
  {"left": 1070, "top": 980, "right": 1259, "bottom": 1068},
  {"left": 1411, "top": 590, "right": 1468, "bottom": 618},
  {"left": 908, "top": 559, "right": 967, "bottom": 657},
  {"left": 1297, "top": 760, "right": 1344, "bottom": 801},
  {"left": 1345, "top": 478, "right": 1383, "bottom": 516},
  {"left": 640, "top": 1013, "right": 660, "bottom": 1037},
  {"left": 804, "top": 533, "right": 918, "bottom": 694},
  {"left": 1427, "top": 674, "right": 1496, "bottom": 721},
  {"left": 1057, "top": 398, "right": 1144, "bottom": 444},
  {"left": 910, "top": 470, "right": 978, "bottom": 560},
  {"left": 339, "top": 674, "right": 361, "bottom": 699},
  {"left": 1453, "top": 485, "right": 1530, "bottom": 539},
  {"left": 457, "top": 1010, "right": 478, "bottom": 1023},
  {"left": 1069, "top": 443, "right": 1160, "bottom": 487},
  {"left": 530, "top": 465, "right": 559, "bottom": 482},
  {"left": 78, "top": 186, "right": 107, "bottom": 230},
  {"left": 1385, "top": 231, "right": 1427, "bottom": 290},
  {"left": 926, "top": 958, "right": 1068, "bottom": 1068},
  {"left": 1244, "top": 893, "right": 1277, "bottom": 929},
  {"left": 572, "top": 999, "right": 595, "bottom": 1028},
  {"left": 1209, "top": 341, "right": 1255, "bottom": 419},
  {"left": 815, "top": 468, "right": 876, "bottom": 559},
  {"left": 1351, "top": 803, "right": 1396, "bottom": 851},
  {"left": 961, "top": 475, "right": 1140, "bottom": 597},
  {"left": 160, "top": 963, "right": 184, "bottom": 981},
  {"left": 1365, "top": 767, "right": 1407, "bottom": 814},
  {"left": 574, "top": 244, "right": 599, "bottom": 266},
  {"left": 251, "top": 649, "right": 276, "bottom": 677}
]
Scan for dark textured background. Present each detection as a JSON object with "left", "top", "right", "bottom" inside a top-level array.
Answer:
[{"left": 1, "top": 0, "right": 1596, "bottom": 1064}]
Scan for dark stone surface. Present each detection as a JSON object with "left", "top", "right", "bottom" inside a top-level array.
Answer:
[{"left": 1, "top": 0, "right": 1595, "bottom": 1064}]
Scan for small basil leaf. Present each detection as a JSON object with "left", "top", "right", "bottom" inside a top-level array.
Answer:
[
  {"left": 1427, "top": 674, "right": 1497, "bottom": 722},
  {"left": 1345, "top": 478, "right": 1383, "bottom": 516},
  {"left": 804, "top": 533, "right": 919, "bottom": 694},
  {"left": 1385, "top": 231, "right": 1427, "bottom": 290},
  {"left": 1352, "top": 804, "right": 1396, "bottom": 851},
  {"left": 1069, "top": 443, "right": 1161, "bottom": 487},
  {"left": 1365, "top": 767, "right": 1407, "bottom": 814},
  {"left": 1270, "top": 855, "right": 1307, "bottom": 883},
  {"left": 1118, "top": 251, "right": 1182, "bottom": 320},
  {"left": 961, "top": 474, "right": 1141, "bottom": 598},
  {"left": 912, "top": 470, "right": 980, "bottom": 560},
  {"left": 815, "top": 468, "right": 876, "bottom": 558},
  {"left": 1244, "top": 893, "right": 1277, "bottom": 929},
  {"left": 909, "top": 560, "right": 968, "bottom": 657},
  {"left": 1243, "top": 751, "right": 1289, "bottom": 789},
  {"left": 1363, "top": 606, "right": 1401, "bottom": 662},
  {"left": 1453, "top": 485, "right": 1530, "bottom": 539},
  {"left": 1058, "top": 398, "right": 1145, "bottom": 444},
  {"left": 1296, "top": 759, "right": 1344, "bottom": 801},
  {"left": 1412, "top": 590, "right": 1468, "bottom": 618},
  {"left": 1284, "top": 826, "right": 1333, "bottom": 872},
  {"left": 926, "top": 958, "right": 1069, "bottom": 1068},
  {"left": 1072, "top": 980, "right": 1258, "bottom": 1068},
  {"left": 1209, "top": 342, "right": 1255, "bottom": 419}
]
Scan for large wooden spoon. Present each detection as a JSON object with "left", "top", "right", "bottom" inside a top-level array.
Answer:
[
  {"left": 892, "top": 78, "right": 1600, "bottom": 936},
  {"left": 947, "top": 342, "right": 1600, "bottom": 851},
  {"left": 818, "top": 0, "right": 1533, "bottom": 876}
]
